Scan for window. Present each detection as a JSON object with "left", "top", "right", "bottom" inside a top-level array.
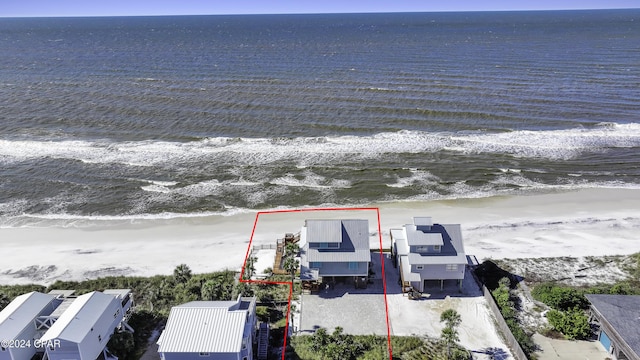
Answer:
[
  {"left": 446, "top": 264, "right": 458, "bottom": 271},
  {"left": 433, "top": 245, "right": 441, "bottom": 252},
  {"left": 416, "top": 265, "right": 424, "bottom": 270},
  {"left": 318, "top": 242, "right": 339, "bottom": 249},
  {"left": 310, "top": 262, "right": 322, "bottom": 268},
  {"left": 199, "top": 352, "right": 209, "bottom": 357},
  {"left": 348, "top": 262, "right": 358, "bottom": 270},
  {"left": 415, "top": 246, "right": 428, "bottom": 252}
]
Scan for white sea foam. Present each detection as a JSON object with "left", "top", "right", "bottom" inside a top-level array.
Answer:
[
  {"left": 386, "top": 169, "right": 440, "bottom": 188},
  {"left": 269, "top": 171, "right": 351, "bottom": 189},
  {"left": 1, "top": 123, "right": 639, "bottom": 166}
]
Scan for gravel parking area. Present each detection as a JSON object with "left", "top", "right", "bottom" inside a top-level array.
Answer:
[
  {"left": 298, "top": 252, "right": 389, "bottom": 335},
  {"left": 297, "top": 252, "right": 514, "bottom": 360}
]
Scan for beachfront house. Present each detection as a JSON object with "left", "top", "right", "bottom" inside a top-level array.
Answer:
[
  {"left": 299, "top": 219, "right": 371, "bottom": 288},
  {"left": 157, "top": 296, "right": 257, "bottom": 360},
  {"left": 0, "top": 292, "right": 62, "bottom": 360},
  {"left": 586, "top": 294, "right": 640, "bottom": 360},
  {"left": 391, "top": 217, "right": 466, "bottom": 293},
  {"left": 40, "top": 289, "right": 133, "bottom": 360}
]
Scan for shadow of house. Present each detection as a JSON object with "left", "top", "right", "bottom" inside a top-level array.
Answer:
[{"left": 473, "top": 260, "right": 524, "bottom": 291}]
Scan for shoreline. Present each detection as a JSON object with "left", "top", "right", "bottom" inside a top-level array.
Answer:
[{"left": 1, "top": 187, "right": 639, "bottom": 285}]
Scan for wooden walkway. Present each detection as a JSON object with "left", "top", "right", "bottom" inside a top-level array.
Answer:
[{"left": 273, "top": 233, "right": 300, "bottom": 275}]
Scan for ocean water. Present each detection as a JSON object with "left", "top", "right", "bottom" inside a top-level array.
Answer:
[{"left": 1, "top": 10, "right": 639, "bottom": 226}]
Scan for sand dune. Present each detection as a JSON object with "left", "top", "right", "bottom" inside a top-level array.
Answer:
[{"left": 1, "top": 188, "right": 639, "bottom": 285}]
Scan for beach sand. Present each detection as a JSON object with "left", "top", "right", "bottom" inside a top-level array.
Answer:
[{"left": 1, "top": 188, "right": 639, "bottom": 285}]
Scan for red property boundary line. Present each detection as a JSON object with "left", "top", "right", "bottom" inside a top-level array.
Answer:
[{"left": 239, "top": 207, "right": 393, "bottom": 360}]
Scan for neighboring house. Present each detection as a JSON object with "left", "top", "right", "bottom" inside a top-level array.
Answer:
[
  {"left": 40, "top": 289, "right": 133, "bottom": 360},
  {"left": 0, "top": 292, "right": 61, "bottom": 360},
  {"left": 391, "top": 217, "right": 466, "bottom": 293},
  {"left": 157, "top": 296, "right": 257, "bottom": 360},
  {"left": 586, "top": 294, "right": 640, "bottom": 360},
  {"left": 299, "top": 219, "right": 371, "bottom": 287}
]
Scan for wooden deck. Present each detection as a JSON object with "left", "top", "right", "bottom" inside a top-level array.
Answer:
[{"left": 273, "top": 232, "right": 299, "bottom": 275}]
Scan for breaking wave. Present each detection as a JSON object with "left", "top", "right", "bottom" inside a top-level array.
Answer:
[{"left": 1, "top": 123, "right": 639, "bottom": 166}]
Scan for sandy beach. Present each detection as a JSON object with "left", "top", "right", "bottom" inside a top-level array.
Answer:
[{"left": 1, "top": 188, "right": 639, "bottom": 285}]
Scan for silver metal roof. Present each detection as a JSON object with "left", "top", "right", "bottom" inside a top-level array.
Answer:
[
  {"left": 0, "top": 292, "right": 57, "bottom": 341},
  {"left": 394, "top": 221, "right": 466, "bottom": 266},
  {"left": 102, "top": 289, "right": 131, "bottom": 300},
  {"left": 405, "top": 225, "right": 444, "bottom": 246},
  {"left": 413, "top": 217, "right": 433, "bottom": 226},
  {"left": 158, "top": 299, "right": 256, "bottom": 353},
  {"left": 40, "top": 291, "right": 118, "bottom": 343},
  {"left": 305, "top": 219, "right": 344, "bottom": 243},
  {"left": 303, "top": 219, "right": 370, "bottom": 263},
  {"left": 48, "top": 289, "right": 76, "bottom": 298}
]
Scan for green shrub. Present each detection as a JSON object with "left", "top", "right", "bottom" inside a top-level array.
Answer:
[
  {"left": 531, "top": 283, "right": 588, "bottom": 310},
  {"left": 546, "top": 308, "right": 591, "bottom": 340}
]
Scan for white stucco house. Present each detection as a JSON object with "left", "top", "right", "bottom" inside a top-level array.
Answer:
[{"left": 391, "top": 217, "right": 467, "bottom": 293}]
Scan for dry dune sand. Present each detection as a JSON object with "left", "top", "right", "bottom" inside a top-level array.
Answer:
[{"left": 1, "top": 188, "right": 639, "bottom": 285}]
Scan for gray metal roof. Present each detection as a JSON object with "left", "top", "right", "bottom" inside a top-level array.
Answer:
[
  {"left": 392, "top": 228, "right": 410, "bottom": 256},
  {"left": 40, "top": 291, "right": 118, "bottom": 343},
  {"left": 102, "top": 289, "right": 131, "bottom": 300},
  {"left": 303, "top": 219, "right": 370, "bottom": 263},
  {"left": 586, "top": 294, "right": 640, "bottom": 357},
  {"left": 0, "top": 292, "right": 57, "bottom": 341},
  {"left": 393, "top": 221, "right": 466, "bottom": 266},
  {"left": 405, "top": 226, "right": 444, "bottom": 246},
  {"left": 158, "top": 298, "right": 256, "bottom": 354},
  {"left": 413, "top": 217, "right": 433, "bottom": 226},
  {"left": 305, "top": 219, "right": 345, "bottom": 243}
]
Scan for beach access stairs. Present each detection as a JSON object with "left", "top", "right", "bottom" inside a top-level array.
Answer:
[
  {"left": 273, "top": 232, "right": 300, "bottom": 275},
  {"left": 257, "top": 322, "right": 269, "bottom": 360}
]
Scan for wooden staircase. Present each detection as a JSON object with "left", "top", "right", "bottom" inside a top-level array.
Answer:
[{"left": 257, "top": 322, "right": 269, "bottom": 360}]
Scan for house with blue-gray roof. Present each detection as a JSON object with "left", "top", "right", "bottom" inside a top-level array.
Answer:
[
  {"left": 299, "top": 219, "right": 371, "bottom": 288},
  {"left": 586, "top": 294, "right": 640, "bottom": 360}
]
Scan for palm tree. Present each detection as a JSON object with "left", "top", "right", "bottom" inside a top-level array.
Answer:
[
  {"left": 440, "top": 308, "right": 461, "bottom": 328},
  {"left": 283, "top": 242, "right": 299, "bottom": 282},
  {"left": 283, "top": 256, "right": 299, "bottom": 283},
  {"left": 441, "top": 326, "right": 460, "bottom": 358},
  {"left": 201, "top": 279, "right": 219, "bottom": 300},
  {"left": 440, "top": 309, "right": 461, "bottom": 359},
  {"left": 173, "top": 264, "right": 192, "bottom": 284}
]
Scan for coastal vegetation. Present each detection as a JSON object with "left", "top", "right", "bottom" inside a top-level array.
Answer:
[
  {"left": 289, "top": 329, "right": 470, "bottom": 360},
  {"left": 490, "top": 277, "right": 537, "bottom": 358},
  {"left": 0, "top": 265, "right": 290, "bottom": 360},
  {"left": 485, "top": 253, "right": 640, "bottom": 346}
]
